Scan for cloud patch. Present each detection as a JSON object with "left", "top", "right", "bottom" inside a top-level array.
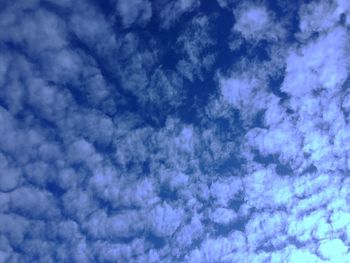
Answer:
[{"left": 116, "top": 0, "right": 152, "bottom": 27}]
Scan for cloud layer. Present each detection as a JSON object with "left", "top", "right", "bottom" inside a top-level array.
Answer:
[{"left": 0, "top": 0, "right": 350, "bottom": 262}]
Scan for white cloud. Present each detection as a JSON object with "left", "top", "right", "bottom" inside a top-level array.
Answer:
[
  {"left": 119, "top": 177, "right": 159, "bottom": 208},
  {"left": 148, "top": 202, "right": 184, "bottom": 237},
  {"left": 217, "top": 53, "right": 287, "bottom": 124},
  {"left": 220, "top": 74, "right": 257, "bottom": 107},
  {"left": 218, "top": 72, "right": 275, "bottom": 124},
  {"left": 10, "top": 187, "right": 59, "bottom": 219},
  {"left": 298, "top": 0, "right": 350, "bottom": 36},
  {"left": 187, "top": 231, "right": 246, "bottom": 262},
  {"left": 244, "top": 168, "right": 293, "bottom": 209},
  {"left": 0, "top": 9, "right": 67, "bottom": 54},
  {"left": 67, "top": 139, "right": 94, "bottom": 162},
  {"left": 287, "top": 248, "right": 321, "bottom": 263},
  {"left": 216, "top": 0, "right": 234, "bottom": 9},
  {"left": 209, "top": 207, "right": 236, "bottom": 225},
  {"left": 246, "top": 211, "right": 287, "bottom": 251},
  {"left": 1, "top": 0, "right": 350, "bottom": 261},
  {"left": 157, "top": 0, "right": 200, "bottom": 29},
  {"left": 108, "top": 211, "right": 144, "bottom": 238},
  {"left": 176, "top": 15, "right": 216, "bottom": 81},
  {"left": 0, "top": 235, "right": 13, "bottom": 263},
  {"left": 0, "top": 214, "right": 29, "bottom": 246},
  {"left": 174, "top": 213, "right": 203, "bottom": 249},
  {"left": 210, "top": 177, "right": 242, "bottom": 207},
  {"left": 282, "top": 27, "right": 349, "bottom": 97},
  {"left": 116, "top": 0, "right": 152, "bottom": 27},
  {"left": 145, "top": 68, "right": 184, "bottom": 108},
  {"left": 318, "top": 239, "right": 348, "bottom": 260},
  {"left": 233, "top": 3, "right": 285, "bottom": 41},
  {"left": 0, "top": 153, "right": 20, "bottom": 192},
  {"left": 245, "top": 122, "right": 303, "bottom": 165},
  {"left": 62, "top": 189, "right": 97, "bottom": 222}
]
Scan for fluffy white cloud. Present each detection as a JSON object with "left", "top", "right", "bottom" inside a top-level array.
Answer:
[
  {"left": 233, "top": 3, "right": 285, "bottom": 41},
  {"left": 210, "top": 177, "right": 242, "bottom": 207},
  {"left": 148, "top": 202, "right": 185, "bottom": 237},
  {"left": 282, "top": 27, "right": 349, "bottom": 98},
  {"left": 209, "top": 207, "right": 236, "bottom": 225},
  {"left": 298, "top": 0, "right": 350, "bottom": 35},
  {"left": 318, "top": 238, "right": 348, "bottom": 260}
]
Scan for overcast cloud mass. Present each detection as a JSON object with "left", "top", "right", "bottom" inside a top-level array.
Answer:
[{"left": 1, "top": 0, "right": 350, "bottom": 262}]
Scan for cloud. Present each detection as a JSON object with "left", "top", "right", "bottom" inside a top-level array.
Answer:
[
  {"left": 0, "top": 153, "right": 20, "bottom": 192},
  {"left": 116, "top": 0, "right": 152, "bottom": 28},
  {"left": 145, "top": 68, "right": 185, "bottom": 109},
  {"left": 186, "top": 231, "right": 246, "bottom": 262},
  {"left": 233, "top": 3, "right": 285, "bottom": 42},
  {"left": 318, "top": 238, "right": 348, "bottom": 260},
  {"left": 209, "top": 207, "right": 237, "bottom": 225},
  {"left": 216, "top": 0, "right": 235, "bottom": 9},
  {"left": 9, "top": 187, "right": 60, "bottom": 220},
  {"left": 298, "top": 0, "right": 350, "bottom": 35},
  {"left": 176, "top": 15, "right": 216, "bottom": 81},
  {"left": 174, "top": 213, "right": 204, "bottom": 249},
  {"left": 148, "top": 202, "right": 185, "bottom": 237},
  {"left": 156, "top": 0, "right": 200, "bottom": 29},
  {"left": 282, "top": 26, "right": 349, "bottom": 98},
  {"left": 1, "top": 0, "right": 350, "bottom": 261},
  {"left": 218, "top": 69, "right": 280, "bottom": 124},
  {"left": 210, "top": 177, "right": 242, "bottom": 207}
]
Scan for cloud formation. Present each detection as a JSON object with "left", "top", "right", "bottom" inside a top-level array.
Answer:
[{"left": 1, "top": 0, "right": 350, "bottom": 262}]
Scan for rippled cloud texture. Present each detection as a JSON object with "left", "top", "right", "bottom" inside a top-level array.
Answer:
[{"left": 0, "top": 0, "right": 350, "bottom": 262}]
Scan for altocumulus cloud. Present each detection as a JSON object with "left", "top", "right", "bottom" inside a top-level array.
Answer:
[{"left": 0, "top": 0, "right": 350, "bottom": 262}]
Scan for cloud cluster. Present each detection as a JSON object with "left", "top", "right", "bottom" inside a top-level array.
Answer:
[{"left": 1, "top": 0, "right": 350, "bottom": 262}]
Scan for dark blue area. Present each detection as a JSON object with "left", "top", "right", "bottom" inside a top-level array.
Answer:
[
  {"left": 45, "top": 182, "right": 66, "bottom": 197},
  {"left": 41, "top": 0, "right": 72, "bottom": 17},
  {"left": 340, "top": 13, "right": 347, "bottom": 26},
  {"left": 159, "top": 186, "right": 178, "bottom": 201},
  {"left": 200, "top": 0, "right": 221, "bottom": 14},
  {"left": 265, "top": 0, "right": 302, "bottom": 42},
  {"left": 253, "top": 151, "right": 278, "bottom": 165},
  {"left": 301, "top": 164, "right": 318, "bottom": 175},
  {"left": 91, "top": 0, "right": 115, "bottom": 17},
  {"left": 229, "top": 197, "right": 245, "bottom": 213},
  {"left": 207, "top": 7, "right": 235, "bottom": 74},
  {"left": 145, "top": 232, "right": 166, "bottom": 249},
  {"left": 268, "top": 74, "right": 289, "bottom": 100},
  {"left": 275, "top": 163, "right": 293, "bottom": 176},
  {"left": 213, "top": 216, "right": 247, "bottom": 236},
  {"left": 214, "top": 155, "right": 243, "bottom": 174},
  {"left": 252, "top": 110, "right": 267, "bottom": 128}
]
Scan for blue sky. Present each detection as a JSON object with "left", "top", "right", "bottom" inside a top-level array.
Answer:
[{"left": 1, "top": 0, "right": 350, "bottom": 262}]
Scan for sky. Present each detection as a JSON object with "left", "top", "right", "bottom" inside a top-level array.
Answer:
[{"left": 0, "top": 0, "right": 350, "bottom": 262}]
